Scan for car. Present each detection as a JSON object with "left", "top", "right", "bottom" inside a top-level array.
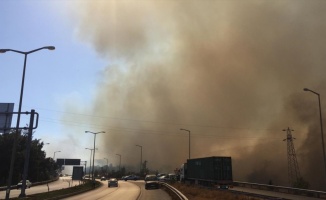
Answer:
[
  {"left": 17, "top": 180, "right": 32, "bottom": 189},
  {"left": 167, "top": 173, "right": 176, "bottom": 181},
  {"left": 144, "top": 174, "right": 160, "bottom": 190},
  {"left": 124, "top": 175, "right": 139, "bottom": 181},
  {"left": 83, "top": 175, "right": 90, "bottom": 179},
  {"left": 158, "top": 175, "right": 168, "bottom": 182},
  {"left": 100, "top": 176, "right": 106, "bottom": 181},
  {"left": 158, "top": 173, "right": 176, "bottom": 182},
  {"left": 108, "top": 178, "right": 118, "bottom": 187},
  {"left": 156, "top": 173, "right": 166, "bottom": 178}
]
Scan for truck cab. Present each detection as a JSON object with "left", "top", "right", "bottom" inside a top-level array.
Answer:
[{"left": 179, "top": 163, "right": 187, "bottom": 182}]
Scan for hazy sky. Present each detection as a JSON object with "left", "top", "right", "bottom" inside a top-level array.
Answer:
[
  {"left": 1, "top": 0, "right": 326, "bottom": 190},
  {"left": 0, "top": 0, "right": 107, "bottom": 172}
]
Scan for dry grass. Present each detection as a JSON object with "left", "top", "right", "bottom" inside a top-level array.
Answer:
[{"left": 170, "top": 182, "right": 259, "bottom": 200}]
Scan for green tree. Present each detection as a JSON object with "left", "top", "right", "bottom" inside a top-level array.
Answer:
[
  {"left": 0, "top": 131, "right": 59, "bottom": 186},
  {"left": 293, "top": 177, "right": 310, "bottom": 189}
]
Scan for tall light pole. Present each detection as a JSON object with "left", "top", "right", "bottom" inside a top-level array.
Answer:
[
  {"left": 116, "top": 154, "right": 121, "bottom": 173},
  {"left": 1, "top": 46, "right": 55, "bottom": 200},
  {"left": 85, "top": 131, "right": 105, "bottom": 182},
  {"left": 104, "top": 158, "right": 109, "bottom": 177},
  {"left": 53, "top": 151, "right": 61, "bottom": 160},
  {"left": 136, "top": 145, "right": 142, "bottom": 175},
  {"left": 81, "top": 161, "right": 87, "bottom": 176},
  {"left": 303, "top": 88, "right": 326, "bottom": 182},
  {"left": 180, "top": 128, "right": 191, "bottom": 160},
  {"left": 85, "top": 148, "right": 96, "bottom": 179},
  {"left": 43, "top": 142, "right": 50, "bottom": 157}
]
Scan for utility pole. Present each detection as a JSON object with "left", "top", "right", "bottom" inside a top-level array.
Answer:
[
  {"left": 180, "top": 128, "right": 191, "bottom": 160},
  {"left": 136, "top": 145, "right": 142, "bottom": 175},
  {"left": 303, "top": 88, "right": 326, "bottom": 184},
  {"left": 283, "top": 127, "right": 301, "bottom": 186}
]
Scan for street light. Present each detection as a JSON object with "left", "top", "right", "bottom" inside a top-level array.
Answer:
[
  {"left": 180, "top": 128, "right": 191, "bottom": 160},
  {"left": 85, "top": 131, "right": 105, "bottom": 182},
  {"left": 53, "top": 151, "right": 61, "bottom": 160},
  {"left": 85, "top": 148, "right": 97, "bottom": 179},
  {"left": 116, "top": 154, "right": 121, "bottom": 173},
  {"left": 1, "top": 46, "right": 55, "bottom": 200},
  {"left": 136, "top": 145, "right": 142, "bottom": 175},
  {"left": 104, "top": 158, "right": 108, "bottom": 177},
  {"left": 81, "top": 161, "right": 87, "bottom": 176},
  {"left": 43, "top": 142, "right": 49, "bottom": 153},
  {"left": 303, "top": 88, "right": 326, "bottom": 182}
]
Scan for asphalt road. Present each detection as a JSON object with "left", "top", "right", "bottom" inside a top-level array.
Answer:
[
  {"left": 1, "top": 177, "right": 317, "bottom": 200},
  {"left": 64, "top": 180, "right": 171, "bottom": 200}
]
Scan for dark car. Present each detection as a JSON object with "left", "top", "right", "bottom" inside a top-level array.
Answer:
[
  {"left": 100, "top": 176, "right": 106, "bottom": 181},
  {"left": 108, "top": 178, "right": 118, "bottom": 187},
  {"left": 124, "top": 175, "right": 139, "bottom": 181},
  {"left": 145, "top": 174, "right": 160, "bottom": 190}
]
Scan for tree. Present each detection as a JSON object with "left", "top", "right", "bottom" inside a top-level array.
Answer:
[
  {"left": 0, "top": 131, "right": 59, "bottom": 186},
  {"left": 293, "top": 177, "right": 310, "bottom": 189}
]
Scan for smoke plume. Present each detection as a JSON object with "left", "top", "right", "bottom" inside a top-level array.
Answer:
[{"left": 72, "top": 0, "right": 326, "bottom": 190}]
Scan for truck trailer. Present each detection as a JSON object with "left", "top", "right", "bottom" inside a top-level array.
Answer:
[{"left": 179, "top": 156, "right": 233, "bottom": 189}]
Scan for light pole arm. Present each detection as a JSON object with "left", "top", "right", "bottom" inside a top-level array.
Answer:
[
  {"left": 0, "top": 46, "right": 55, "bottom": 55},
  {"left": 304, "top": 88, "right": 319, "bottom": 96}
]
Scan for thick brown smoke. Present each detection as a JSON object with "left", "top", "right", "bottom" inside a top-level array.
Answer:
[{"left": 73, "top": 1, "right": 326, "bottom": 190}]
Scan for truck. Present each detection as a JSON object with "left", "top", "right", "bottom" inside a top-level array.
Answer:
[{"left": 179, "top": 156, "right": 233, "bottom": 189}]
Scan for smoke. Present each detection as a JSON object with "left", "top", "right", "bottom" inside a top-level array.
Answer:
[{"left": 71, "top": 0, "right": 326, "bottom": 189}]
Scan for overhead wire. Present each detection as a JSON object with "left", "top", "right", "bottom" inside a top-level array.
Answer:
[{"left": 25, "top": 106, "right": 310, "bottom": 141}]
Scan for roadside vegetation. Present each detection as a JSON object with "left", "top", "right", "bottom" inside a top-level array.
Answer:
[
  {"left": 0, "top": 131, "right": 59, "bottom": 186},
  {"left": 170, "top": 182, "right": 259, "bottom": 200}
]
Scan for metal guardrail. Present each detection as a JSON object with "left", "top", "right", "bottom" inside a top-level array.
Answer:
[
  {"left": 161, "top": 182, "right": 188, "bottom": 200},
  {"left": 234, "top": 181, "right": 326, "bottom": 199}
]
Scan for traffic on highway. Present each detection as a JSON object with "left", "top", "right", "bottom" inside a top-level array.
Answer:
[
  {"left": 63, "top": 178, "right": 171, "bottom": 200},
  {"left": 1, "top": 175, "right": 323, "bottom": 200},
  {"left": 2, "top": 1, "right": 326, "bottom": 200}
]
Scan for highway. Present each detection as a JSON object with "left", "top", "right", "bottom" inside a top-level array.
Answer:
[
  {"left": 0, "top": 178, "right": 171, "bottom": 200},
  {"left": 64, "top": 180, "right": 171, "bottom": 200},
  {"left": 1, "top": 177, "right": 318, "bottom": 200}
]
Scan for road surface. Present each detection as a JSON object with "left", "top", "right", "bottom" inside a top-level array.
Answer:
[{"left": 64, "top": 180, "right": 171, "bottom": 200}]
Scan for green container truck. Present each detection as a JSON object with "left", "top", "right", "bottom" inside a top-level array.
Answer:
[{"left": 179, "top": 156, "right": 233, "bottom": 189}]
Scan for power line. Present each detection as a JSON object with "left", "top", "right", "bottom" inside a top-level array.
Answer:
[{"left": 29, "top": 106, "right": 284, "bottom": 132}]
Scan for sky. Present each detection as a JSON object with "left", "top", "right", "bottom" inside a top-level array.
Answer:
[
  {"left": 1, "top": 0, "right": 326, "bottom": 190},
  {"left": 0, "top": 0, "right": 107, "bottom": 173}
]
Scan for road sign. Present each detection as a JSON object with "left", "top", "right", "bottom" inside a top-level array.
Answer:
[{"left": 56, "top": 159, "right": 81, "bottom": 166}]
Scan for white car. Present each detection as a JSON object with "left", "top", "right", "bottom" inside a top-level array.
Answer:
[{"left": 17, "top": 180, "right": 32, "bottom": 189}]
